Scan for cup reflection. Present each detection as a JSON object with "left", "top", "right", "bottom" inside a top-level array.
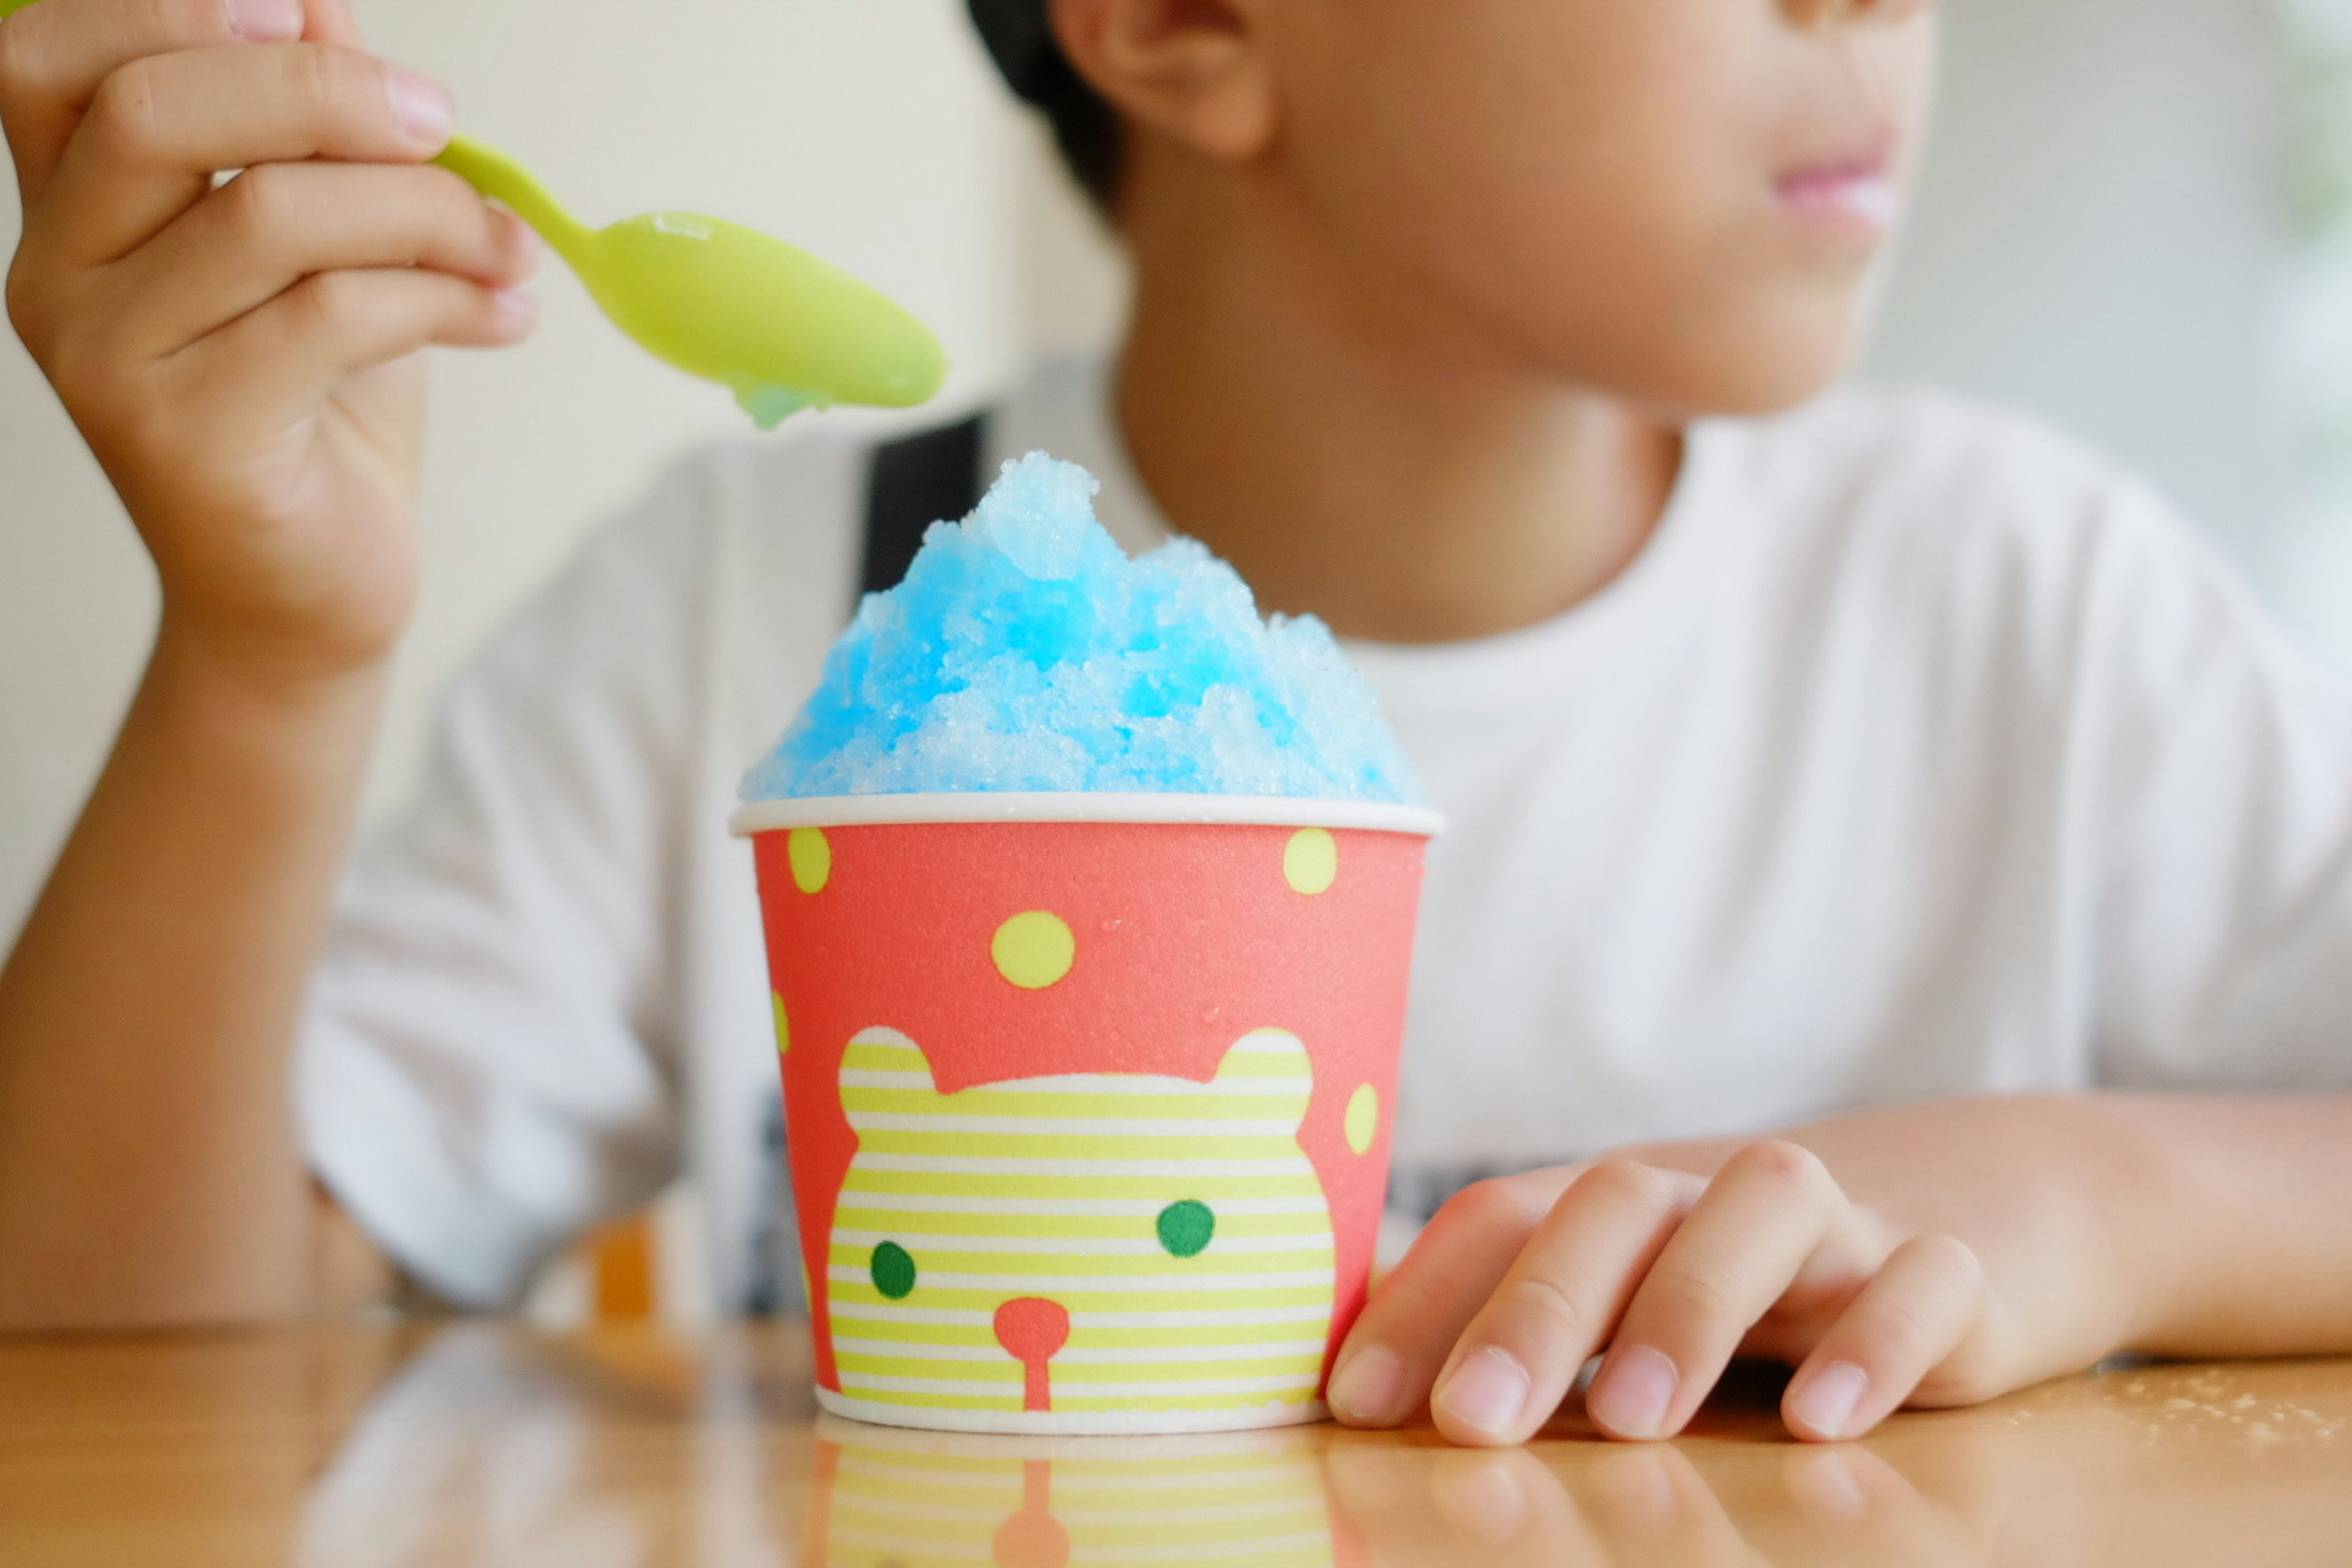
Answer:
[{"left": 806, "top": 1416, "right": 1365, "bottom": 1568}]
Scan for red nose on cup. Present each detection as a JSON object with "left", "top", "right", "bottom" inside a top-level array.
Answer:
[{"left": 995, "top": 1297, "right": 1072, "bottom": 1413}]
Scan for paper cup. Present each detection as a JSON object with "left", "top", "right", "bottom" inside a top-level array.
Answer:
[
  {"left": 731, "top": 793, "right": 1441, "bottom": 1434},
  {"left": 803, "top": 1415, "right": 1371, "bottom": 1566}
]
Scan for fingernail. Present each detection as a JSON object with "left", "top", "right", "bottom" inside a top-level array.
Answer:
[
  {"left": 1589, "top": 1345, "right": 1678, "bottom": 1439},
  {"left": 225, "top": 0, "right": 304, "bottom": 42},
  {"left": 385, "top": 65, "right": 454, "bottom": 146},
  {"left": 1435, "top": 1348, "right": 1530, "bottom": 1437},
  {"left": 1327, "top": 1346, "right": 1407, "bottom": 1423},
  {"left": 490, "top": 288, "right": 538, "bottom": 332},
  {"left": 502, "top": 211, "right": 546, "bottom": 271},
  {"left": 1790, "top": 1360, "right": 1869, "bottom": 1440}
]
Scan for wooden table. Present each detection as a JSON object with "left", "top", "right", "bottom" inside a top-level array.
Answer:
[{"left": 3, "top": 1323, "right": 2347, "bottom": 1565}]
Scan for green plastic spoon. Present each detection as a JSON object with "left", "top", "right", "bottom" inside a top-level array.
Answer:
[
  {"left": 0, "top": 0, "right": 944, "bottom": 424},
  {"left": 432, "top": 135, "right": 947, "bottom": 428}
]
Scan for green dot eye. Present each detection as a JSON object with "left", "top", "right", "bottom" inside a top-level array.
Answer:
[
  {"left": 870, "top": 1241, "right": 916, "bottom": 1300},
  {"left": 1156, "top": 1200, "right": 1215, "bottom": 1259}
]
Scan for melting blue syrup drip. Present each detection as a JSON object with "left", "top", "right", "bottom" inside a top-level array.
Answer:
[{"left": 734, "top": 382, "right": 837, "bottom": 431}]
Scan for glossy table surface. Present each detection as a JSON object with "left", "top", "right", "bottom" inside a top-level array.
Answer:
[{"left": 3, "top": 1322, "right": 2348, "bottom": 1566}]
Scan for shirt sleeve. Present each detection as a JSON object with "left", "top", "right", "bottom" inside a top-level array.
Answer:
[
  {"left": 2084, "top": 480, "right": 2352, "bottom": 1090},
  {"left": 297, "top": 457, "right": 727, "bottom": 1307}
]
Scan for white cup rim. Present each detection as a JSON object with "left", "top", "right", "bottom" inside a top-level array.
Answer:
[{"left": 730, "top": 792, "right": 1444, "bottom": 838}]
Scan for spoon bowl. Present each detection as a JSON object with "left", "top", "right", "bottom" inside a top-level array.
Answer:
[
  {"left": 435, "top": 134, "right": 946, "bottom": 427},
  {"left": 581, "top": 209, "right": 948, "bottom": 425}
]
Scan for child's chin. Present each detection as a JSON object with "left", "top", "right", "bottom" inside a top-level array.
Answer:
[
  {"left": 1509, "top": 282, "right": 1869, "bottom": 422},
  {"left": 1637, "top": 314, "right": 1868, "bottom": 422}
]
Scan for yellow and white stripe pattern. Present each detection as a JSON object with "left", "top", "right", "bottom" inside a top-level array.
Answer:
[
  {"left": 816, "top": 1429, "right": 1340, "bottom": 1567},
  {"left": 826, "top": 1027, "right": 1337, "bottom": 1433}
]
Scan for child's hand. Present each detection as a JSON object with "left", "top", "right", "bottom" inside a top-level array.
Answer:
[
  {"left": 1, "top": 0, "right": 540, "bottom": 681},
  {"left": 1329, "top": 1101, "right": 2158, "bottom": 1445}
]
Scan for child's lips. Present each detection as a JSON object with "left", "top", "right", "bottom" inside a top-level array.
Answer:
[{"left": 1776, "top": 156, "right": 1905, "bottom": 235}]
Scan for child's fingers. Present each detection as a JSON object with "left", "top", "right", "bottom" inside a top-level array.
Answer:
[
  {"left": 105, "top": 162, "right": 539, "bottom": 357},
  {"left": 298, "top": 0, "right": 364, "bottom": 50},
  {"left": 1781, "top": 1232, "right": 1987, "bottom": 1442},
  {"left": 0, "top": 0, "right": 304, "bottom": 201},
  {"left": 1583, "top": 1140, "right": 1877, "bottom": 1441},
  {"left": 1423, "top": 1161, "right": 1700, "bottom": 1446},
  {"left": 1325, "top": 1170, "right": 1569, "bottom": 1428},
  {"left": 32, "top": 40, "right": 451, "bottom": 269},
  {"left": 181, "top": 265, "right": 533, "bottom": 415}
]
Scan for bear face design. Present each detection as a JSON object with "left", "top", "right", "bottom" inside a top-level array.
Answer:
[{"left": 825, "top": 1027, "right": 1338, "bottom": 1432}]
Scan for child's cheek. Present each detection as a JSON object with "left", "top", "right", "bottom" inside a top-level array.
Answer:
[{"left": 1274, "top": 0, "right": 1931, "bottom": 413}]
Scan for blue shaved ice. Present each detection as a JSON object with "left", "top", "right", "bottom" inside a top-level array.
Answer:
[{"left": 741, "top": 452, "right": 1422, "bottom": 803}]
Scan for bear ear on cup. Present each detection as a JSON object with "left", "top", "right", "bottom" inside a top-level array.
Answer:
[
  {"left": 1213, "top": 1029, "right": 1314, "bottom": 1130},
  {"left": 840, "top": 1027, "right": 940, "bottom": 1128}
]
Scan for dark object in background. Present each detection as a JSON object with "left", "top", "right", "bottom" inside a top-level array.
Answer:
[
  {"left": 859, "top": 415, "right": 989, "bottom": 600},
  {"left": 966, "top": 0, "right": 1124, "bottom": 209}
]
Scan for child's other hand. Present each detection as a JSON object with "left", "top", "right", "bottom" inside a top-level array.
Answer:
[
  {"left": 1, "top": 0, "right": 540, "bottom": 682},
  {"left": 1329, "top": 1104, "right": 2151, "bottom": 1446}
]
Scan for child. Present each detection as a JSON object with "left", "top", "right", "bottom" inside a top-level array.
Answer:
[{"left": 2, "top": 0, "right": 2348, "bottom": 1449}]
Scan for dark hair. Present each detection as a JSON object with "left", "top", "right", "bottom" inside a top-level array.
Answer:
[{"left": 967, "top": 0, "right": 1125, "bottom": 211}]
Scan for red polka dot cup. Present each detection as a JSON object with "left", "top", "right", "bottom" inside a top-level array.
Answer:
[{"left": 730, "top": 793, "right": 1441, "bottom": 1434}]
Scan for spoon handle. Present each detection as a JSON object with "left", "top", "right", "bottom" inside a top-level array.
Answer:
[{"left": 433, "top": 134, "right": 592, "bottom": 258}]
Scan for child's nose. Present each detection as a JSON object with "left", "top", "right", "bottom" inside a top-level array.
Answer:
[{"left": 995, "top": 1297, "right": 1072, "bottom": 1414}]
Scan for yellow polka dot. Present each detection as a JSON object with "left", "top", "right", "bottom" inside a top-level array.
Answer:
[
  {"left": 1284, "top": 827, "right": 1339, "bottom": 896},
  {"left": 787, "top": 827, "right": 831, "bottom": 894},
  {"left": 771, "top": 991, "right": 790, "bottom": 1057},
  {"left": 993, "top": 911, "right": 1076, "bottom": 989},
  {"left": 1344, "top": 1084, "right": 1379, "bottom": 1156}
]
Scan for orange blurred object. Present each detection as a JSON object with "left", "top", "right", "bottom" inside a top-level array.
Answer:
[{"left": 590, "top": 1213, "right": 657, "bottom": 1321}]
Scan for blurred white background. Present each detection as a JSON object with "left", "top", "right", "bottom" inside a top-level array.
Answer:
[{"left": 3, "top": 0, "right": 2348, "bottom": 960}]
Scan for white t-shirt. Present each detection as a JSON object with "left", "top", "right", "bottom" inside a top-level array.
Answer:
[{"left": 299, "top": 361, "right": 2352, "bottom": 1310}]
